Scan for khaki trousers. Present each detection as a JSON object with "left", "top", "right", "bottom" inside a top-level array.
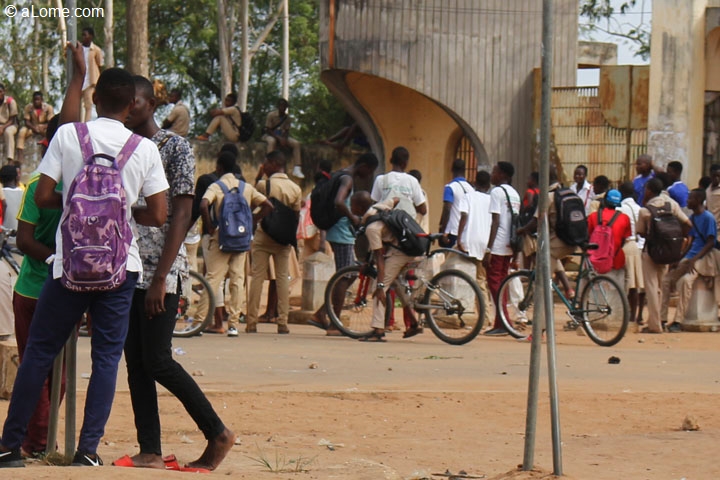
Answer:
[
  {"left": 3, "top": 124, "right": 17, "bottom": 160},
  {"left": 247, "top": 231, "right": 293, "bottom": 327},
  {"left": 206, "top": 116, "right": 239, "bottom": 142},
  {"left": 263, "top": 134, "right": 301, "bottom": 166},
  {"left": 641, "top": 252, "right": 668, "bottom": 333},
  {"left": 16, "top": 126, "right": 37, "bottom": 150},
  {"left": 660, "top": 259, "right": 697, "bottom": 325},
  {"left": 472, "top": 258, "right": 492, "bottom": 325},
  {"left": 196, "top": 235, "right": 247, "bottom": 329},
  {"left": 81, "top": 86, "right": 94, "bottom": 122},
  {"left": 371, "top": 249, "right": 415, "bottom": 329}
]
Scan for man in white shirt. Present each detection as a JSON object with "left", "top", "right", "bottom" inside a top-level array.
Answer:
[
  {"left": 370, "top": 146, "right": 427, "bottom": 219},
  {"left": 0, "top": 67, "right": 169, "bottom": 468},
  {"left": 0, "top": 165, "right": 23, "bottom": 234},
  {"left": 570, "top": 164, "right": 595, "bottom": 215},
  {"left": 456, "top": 170, "right": 492, "bottom": 322},
  {"left": 483, "top": 162, "right": 521, "bottom": 336},
  {"left": 439, "top": 158, "right": 473, "bottom": 247}
]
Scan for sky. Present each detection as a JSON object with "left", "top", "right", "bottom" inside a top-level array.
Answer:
[{"left": 577, "top": 0, "right": 652, "bottom": 86}]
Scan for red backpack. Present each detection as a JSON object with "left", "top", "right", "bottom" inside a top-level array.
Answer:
[{"left": 588, "top": 208, "right": 621, "bottom": 274}]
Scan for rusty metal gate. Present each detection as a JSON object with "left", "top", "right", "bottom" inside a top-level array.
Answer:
[{"left": 541, "top": 66, "right": 649, "bottom": 186}]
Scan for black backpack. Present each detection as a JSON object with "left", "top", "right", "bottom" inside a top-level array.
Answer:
[
  {"left": 260, "top": 179, "right": 298, "bottom": 246},
  {"left": 310, "top": 171, "right": 350, "bottom": 230},
  {"left": 645, "top": 202, "right": 684, "bottom": 264},
  {"left": 229, "top": 106, "right": 256, "bottom": 142},
  {"left": 519, "top": 188, "right": 539, "bottom": 227},
  {"left": 367, "top": 209, "right": 429, "bottom": 257},
  {"left": 554, "top": 187, "right": 589, "bottom": 246}
]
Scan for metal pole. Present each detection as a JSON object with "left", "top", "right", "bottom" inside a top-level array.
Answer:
[
  {"left": 281, "top": 0, "right": 290, "bottom": 99},
  {"left": 64, "top": 332, "right": 77, "bottom": 461},
  {"left": 523, "top": 0, "right": 562, "bottom": 474},
  {"left": 44, "top": 351, "right": 64, "bottom": 457}
]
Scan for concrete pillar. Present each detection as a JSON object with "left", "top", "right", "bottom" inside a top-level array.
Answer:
[
  {"left": 684, "top": 276, "right": 720, "bottom": 331},
  {"left": 648, "top": 0, "right": 708, "bottom": 182},
  {"left": 301, "top": 252, "right": 336, "bottom": 311}
]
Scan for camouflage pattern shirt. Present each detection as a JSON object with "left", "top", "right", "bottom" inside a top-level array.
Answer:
[{"left": 135, "top": 129, "right": 195, "bottom": 292}]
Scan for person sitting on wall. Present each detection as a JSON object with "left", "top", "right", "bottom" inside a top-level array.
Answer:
[
  {"left": 196, "top": 93, "right": 242, "bottom": 143},
  {"left": 261, "top": 98, "right": 304, "bottom": 179}
]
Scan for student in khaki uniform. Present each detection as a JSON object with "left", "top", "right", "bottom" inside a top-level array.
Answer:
[
  {"left": 262, "top": 98, "right": 304, "bottom": 179},
  {"left": 196, "top": 93, "right": 242, "bottom": 143},
  {"left": 16, "top": 92, "right": 54, "bottom": 162},
  {"left": 200, "top": 153, "right": 273, "bottom": 336},
  {"left": 246, "top": 151, "right": 302, "bottom": 334},
  {"left": 0, "top": 84, "right": 19, "bottom": 162},
  {"left": 636, "top": 178, "right": 691, "bottom": 334},
  {"left": 80, "top": 27, "right": 105, "bottom": 122}
]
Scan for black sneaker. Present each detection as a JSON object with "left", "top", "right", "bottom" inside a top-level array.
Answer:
[
  {"left": 71, "top": 451, "right": 103, "bottom": 466},
  {"left": 0, "top": 448, "right": 24, "bottom": 468}
]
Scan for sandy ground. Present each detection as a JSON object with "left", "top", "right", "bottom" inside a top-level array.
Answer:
[{"left": 2, "top": 304, "right": 719, "bottom": 480}]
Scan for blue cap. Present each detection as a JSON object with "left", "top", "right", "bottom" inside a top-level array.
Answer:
[{"left": 605, "top": 189, "right": 621, "bottom": 207}]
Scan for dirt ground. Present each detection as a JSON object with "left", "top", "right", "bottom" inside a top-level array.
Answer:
[{"left": 3, "top": 303, "right": 720, "bottom": 479}]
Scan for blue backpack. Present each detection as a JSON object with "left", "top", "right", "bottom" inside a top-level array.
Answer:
[{"left": 215, "top": 179, "right": 253, "bottom": 252}]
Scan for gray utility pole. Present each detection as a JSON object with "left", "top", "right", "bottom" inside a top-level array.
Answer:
[{"left": 522, "top": 0, "right": 563, "bottom": 476}]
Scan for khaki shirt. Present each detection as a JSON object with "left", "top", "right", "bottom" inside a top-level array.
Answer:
[
  {"left": 0, "top": 97, "right": 18, "bottom": 124},
  {"left": 165, "top": 101, "right": 190, "bottom": 137},
  {"left": 203, "top": 173, "right": 267, "bottom": 239},
  {"left": 363, "top": 198, "right": 399, "bottom": 251},
  {"left": 264, "top": 109, "right": 291, "bottom": 136},
  {"left": 706, "top": 185, "right": 720, "bottom": 226},
  {"left": 636, "top": 195, "right": 690, "bottom": 238},
  {"left": 84, "top": 42, "right": 104, "bottom": 88},
  {"left": 221, "top": 106, "right": 242, "bottom": 129},
  {"left": 23, "top": 103, "right": 54, "bottom": 125}
]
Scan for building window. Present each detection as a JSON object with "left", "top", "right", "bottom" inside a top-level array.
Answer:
[{"left": 455, "top": 135, "right": 477, "bottom": 180}]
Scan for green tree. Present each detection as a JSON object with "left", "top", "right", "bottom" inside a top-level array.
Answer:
[{"left": 580, "top": 0, "right": 651, "bottom": 60}]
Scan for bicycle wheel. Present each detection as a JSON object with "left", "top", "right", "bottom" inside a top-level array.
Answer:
[
  {"left": 421, "top": 269, "right": 485, "bottom": 345},
  {"left": 496, "top": 270, "right": 535, "bottom": 339},
  {"left": 325, "top": 264, "right": 376, "bottom": 338},
  {"left": 579, "top": 274, "right": 629, "bottom": 347},
  {"left": 174, "top": 270, "right": 215, "bottom": 338}
]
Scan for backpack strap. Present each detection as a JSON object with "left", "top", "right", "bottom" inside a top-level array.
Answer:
[
  {"left": 606, "top": 210, "right": 621, "bottom": 227},
  {"left": 115, "top": 133, "right": 143, "bottom": 170},
  {"left": 499, "top": 185, "right": 516, "bottom": 215},
  {"left": 215, "top": 179, "right": 230, "bottom": 195},
  {"left": 74, "top": 122, "right": 95, "bottom": 162}
]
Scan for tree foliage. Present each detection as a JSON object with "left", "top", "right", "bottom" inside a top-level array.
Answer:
[
  {"left": 0, "top": 0, "right": 345, "bottom": 140},
  {"left": 579, "top": 0, "right": 650, "bottom": 61}
]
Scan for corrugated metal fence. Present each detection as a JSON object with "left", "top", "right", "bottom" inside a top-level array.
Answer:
[{"left": 552, "top": 86, "right": 648, "bottom": 184}]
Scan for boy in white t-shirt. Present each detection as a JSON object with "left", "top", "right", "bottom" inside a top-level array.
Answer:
[
  {"left": 484, "top": 162, "right": 521, "bottom": 336},
  {"left": 457, "top": 170, "right": 492, "bottom": 322},
  {"left": 370, "top": 146, "right": 426, "bottom": 218},
  {"left": 439, "top": 158, "right": 473, "bottom": 247},
  {"left": 0, "top": 67, "right": 169, "bottom": 468}
]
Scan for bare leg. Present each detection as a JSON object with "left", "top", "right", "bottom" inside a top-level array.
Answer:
[
  {"left": 261, "top": 280, "right": 278, "bottom": 320},
  {"left": 555, "top": 271, "right": 573, "bottom": 297},
  {"left": 628, "top": 288, "right": 638, "bottom": 323},
  {"left": 637, "top": 291, "right": 646, "bottom": 324},
  {"left": 185, "top": 427, "right": 236, "bottom": 471}
]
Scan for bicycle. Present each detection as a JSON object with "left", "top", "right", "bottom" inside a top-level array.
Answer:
[
  {"left": 0, "top": 227, "right": 22, "bottom": 274},
  {"left": 173, "top": 270, "right": 216, "bottom": 337},
  {"left": 495, "top": 242, "right": 630, "bottom": 347},
  {"left": 324, "top": 234, "right": 486, "bottom": 345}
]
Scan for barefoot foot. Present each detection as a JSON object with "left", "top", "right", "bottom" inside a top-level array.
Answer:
[{"left": 185, "top": 428, "right": 236, "bottom": 471}]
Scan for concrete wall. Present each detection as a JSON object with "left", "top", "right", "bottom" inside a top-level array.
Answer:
[
  {"left": 319, "top": 0, "right": 578, "bottom": 194},
  {"left": 648, "top": 0, "right": 718, "bottom": 183}
]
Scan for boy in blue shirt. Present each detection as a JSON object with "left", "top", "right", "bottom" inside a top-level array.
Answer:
[{"left": 661, "top": 189, "right": 717, "bottom": 332}]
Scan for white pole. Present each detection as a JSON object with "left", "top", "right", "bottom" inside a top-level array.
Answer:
[
  {"left": 239, "top": 0, "right": 250, "bottom": 110},
  {"left": 282, "top": 0, "right": 290, "bottom": 99}
]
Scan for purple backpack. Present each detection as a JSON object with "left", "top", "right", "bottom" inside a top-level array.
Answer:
[{"left": 59, "top": 123, "right": 142, "bottom": 292}]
